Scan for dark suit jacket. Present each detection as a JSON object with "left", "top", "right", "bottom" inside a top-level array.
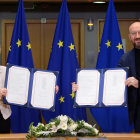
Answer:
[{"left": 117, "top": 48, "right": 137, "bottom": 126}]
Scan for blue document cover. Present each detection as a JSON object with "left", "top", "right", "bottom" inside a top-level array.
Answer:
[
  {"left": 74, "top": 67, "right": 128, "bottom": 108},
  {"left": 3, "top": 64, "right": 58, "bottom": 111}
]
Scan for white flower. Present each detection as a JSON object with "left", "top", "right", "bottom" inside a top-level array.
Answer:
[
  {"left": 37, "top": 123, "right": 44, "bottom": 127},
  {"left": 50, "top": 122, "right": 55, "bottom": 126},
  {"left": 45, "top": 124, "right": 49, "bottom": 129},
  {"left": 78, "top": 128, "right": 90, "bottom": 133},
  {"left": 79, "top": 120, "right": 85, "bottom": 124},
  {"left": 93, "top": 128, "right": 99, "bottom": 135},
  {"left": 50, "top": 125, "right": 57, "bottom": 132},
  {"left": 71, "top": 131, "right": 77, "bottom": 136},
  {"left": 36, "top": 131, "right": 50, "bottom": 136},
  {"left": 30, "top": 125, "right": 37, "bottom": 131},
  {"left": 27, "top": 115, "right": 99, "bottom": 140},
  {"left": 67, "top": 127, "right": 72, "bottom": 132},
  {"left": 58, "top": 115, "right": 68, "bottom": 123},
  {"left": 49, "top": 122, "right": 56, "bottom": 128},
  {"left": 61, "top": 123, "right": 67, "bottom": 130},
  {"left": 57, "top": 115, "right": 62, "bottom": 120},
  {"left": 63, "top": 115, "right": 68, "bottom": 121},
  {"left": 57, "top": 121, "right": 67, "bottom": 130},
  {"left": 68, "top": 118, "right": 74, "bottom": 124},
  {"left": 70, "top": 123, "right": 78, "bottom": 131},
  {"left": 57, "top": 122, "right": 67, "bottom": 130},
  {"left": 84, "top": 122, "right": 92, "bottom": 128}
]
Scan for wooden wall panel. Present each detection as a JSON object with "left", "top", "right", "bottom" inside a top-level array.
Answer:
[
  {"left": 1, "top": 19, "right": 84, "bottom": 69},
  {"left": 5, "top": 24, "right": 13, "bottom": 60},
  {"left": 118, "top": 20, "right": 136, "bottom": 52},
  {"left": 3, "top": 22, "right": 41, "bottom": 69},
  {"left": 71, "top": 23, "right": 80, "bottom": 65},
  {"left": 27, "top": 23, "right": 41, "bottom": 69},
  {"left": 98, "top": 19, "right": 139, "bottom": 53}
]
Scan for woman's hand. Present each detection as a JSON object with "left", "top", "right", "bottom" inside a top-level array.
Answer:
[
  {"left": 0, "top": 88, "right": 7, "bottom": 99},
  {"left": 55, "top": 86, "right": 59, "bottom": 94},
  {"left": 71, "top": 82, "right": 78, "bottom": 92}
]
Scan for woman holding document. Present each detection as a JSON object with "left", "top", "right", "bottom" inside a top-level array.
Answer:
[
  {"left": 0, "top": 65, "right": 11, "bottom": 133},
  {"left": 0, "top": 65, "right": 59, "bottom": 134}
]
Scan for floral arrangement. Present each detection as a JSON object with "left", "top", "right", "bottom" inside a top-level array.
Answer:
[{"left": 26, "top": 115, "right": 99, "bottom": 140}]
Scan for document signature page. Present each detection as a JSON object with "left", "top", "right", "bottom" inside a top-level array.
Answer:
[
  {"left": 6, "top": 66, "right": 30, "bottom": 105},
  {"left": 76, "top": 70, "right": 100, "bottom": 105},
  {"left": 31, "top": 71, "right": 56, "bottom": 109},
  {"left": 103, "top": 69, "right": 126, "bottom": 105}
]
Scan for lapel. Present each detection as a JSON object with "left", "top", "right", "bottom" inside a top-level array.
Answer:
[
  {"left": 0, "top": 66, "right": 6, "bottom": 88},
  {"left": 129, "top": 48, "right": 136, "bottom": 77}
]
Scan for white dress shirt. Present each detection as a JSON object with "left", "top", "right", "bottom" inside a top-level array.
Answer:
[{"left": 0, "top": 65, "right": 11, "bottom": 120}]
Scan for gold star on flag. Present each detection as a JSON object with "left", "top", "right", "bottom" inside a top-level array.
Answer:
[
  {"left": 9, "top": 46, "right": 11, "bottom": 51},
  {"left": 57, "top": 40, "right": 63, "bottom": 48},
  {"left": 26, "top": 42, "right": 31, "bottom": 50},
  {"left": 59, "top": 96, "right": 65, "bottom": 103},
  {"left": 68, "top": 43, "right": 75, "bottom": 51},
  {"left": 105, "top": 40, "right": 111, "bottom": 48},
  {"left": 16, "top": 39, "right": 22, "bottom": 47},
  {"left": 70, "top": 92, "right": 75, "bottom": 99},
  {"left": 116, "top": 43, "right": 123, "bottom": 51}
]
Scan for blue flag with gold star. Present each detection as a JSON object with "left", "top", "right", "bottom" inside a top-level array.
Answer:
[
  {"left": 7, "top": 0, "right": 41, "bottom": 133},
  {"left": 90, "top": 0, "right": 134, "bottom": 132},
  {"left": 42, "top": 0, "right": 87, "bottom": 122}
]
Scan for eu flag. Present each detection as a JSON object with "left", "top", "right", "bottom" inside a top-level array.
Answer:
[
  {"left": 42, "top": 0, "right": 87, "bottom": 122},
  {"left": 7, "top": 0, "right": 41, "bottom": 133},
  {"left": 90, "top": 0, "right": 134, "bottom": 132}
]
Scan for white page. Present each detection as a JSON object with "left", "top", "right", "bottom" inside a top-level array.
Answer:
[
  {"left": 6, "top": 66, "right": 30, "bottom": 105},
  {"left": 103, "top": 69, "right": 126, "bottom": 105},
  {"left": 76, "top": 70, "right": 100, "bottom": 105},
  {"left": 31, "top": 71, "right": 56, "bottom": 109}
]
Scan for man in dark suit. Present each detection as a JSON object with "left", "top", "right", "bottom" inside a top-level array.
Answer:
[
  {"left": 117, "top": 22, "right": 140, "bottom": 133},
  {"left": 72, "top": 22, "right": 140, "bottom": 133}
]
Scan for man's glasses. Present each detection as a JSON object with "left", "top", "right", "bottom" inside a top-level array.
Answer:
[{"left": 129, "top": 31, "right": 140, "bottom": 36}]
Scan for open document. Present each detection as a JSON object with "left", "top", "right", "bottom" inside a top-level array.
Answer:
[
  {"left": 3, "top": 64, "right": 58, "bottom": 111},
  {"left": 74, "top": 67, "right": 128, "bottom": 108}
]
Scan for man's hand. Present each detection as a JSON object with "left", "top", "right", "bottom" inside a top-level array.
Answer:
[
  {"left": 125, "top": 77, "right": 139, "bottom": 88},
  {"left": 55, "top": 86, "right": 59, "bottom": 94},
  {"left": 71, "top": 82, "right": 79, "bottom": 92},
  {"left": 0, "top": 88, "right": 7, "bottom": 99}
]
